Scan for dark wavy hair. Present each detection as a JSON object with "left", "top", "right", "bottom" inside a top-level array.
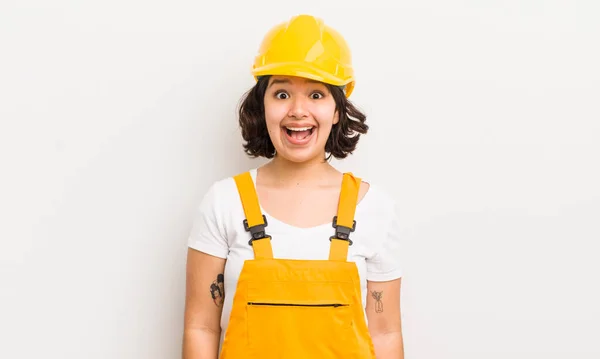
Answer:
[{"left": 237, "top": 75, "right": 368, "bottom": 160}]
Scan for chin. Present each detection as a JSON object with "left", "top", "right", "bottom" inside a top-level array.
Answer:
[{"left": 276, "top": 150, "right": 325, "bottom": 164}]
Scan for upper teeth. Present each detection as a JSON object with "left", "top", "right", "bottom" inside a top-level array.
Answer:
[{"left": 286, "top": 126, "right": 312, "bottom": 131}]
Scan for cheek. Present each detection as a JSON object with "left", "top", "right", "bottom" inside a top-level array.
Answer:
[
  {"left": 315, "top": 106, "right": 338, "bottom": 131},
  {"left": 264, "top": 102, "right": 287, "bottom": 133},
  {"left": 264, "top": 116, "right": 280, "bottom": 138}
]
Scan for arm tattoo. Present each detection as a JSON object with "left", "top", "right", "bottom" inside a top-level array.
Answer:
[
  {"left": 209, "top": 273, "right": 225, "bottom": 307},
  {"left": 371, "top": 290, "right": 383, "bottom": 313}
]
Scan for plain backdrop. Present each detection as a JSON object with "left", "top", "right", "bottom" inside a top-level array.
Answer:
[{"left": 1, "top": 0, "right": 599, "bottom": 358}]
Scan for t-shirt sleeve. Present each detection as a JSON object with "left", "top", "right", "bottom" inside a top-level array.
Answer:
[
  {"left": 187, "top": 181, "right": 229, "bottom": 259},
  {"left": 366, "top": 202, "right": 403, "bottom": 281}
]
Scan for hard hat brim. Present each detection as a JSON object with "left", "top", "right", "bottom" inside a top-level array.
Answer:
[{"left": 252, "top": 62, "right": 355, "bottom": 97}]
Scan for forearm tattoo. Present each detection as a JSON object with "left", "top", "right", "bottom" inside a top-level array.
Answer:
[
  {"left": 371, "top": 290, "right": 383, "bottom": 313},
  {"left": 209, "top": 273, "right": 224, "bottom": 307}
]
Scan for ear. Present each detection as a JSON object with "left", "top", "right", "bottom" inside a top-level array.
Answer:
[{"left": 333, "top": 110, "right": 340, "bottom": 125}]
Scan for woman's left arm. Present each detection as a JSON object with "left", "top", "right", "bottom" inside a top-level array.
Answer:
[{"left": 366, "top": 278, "right": 404, "bottom": 359}]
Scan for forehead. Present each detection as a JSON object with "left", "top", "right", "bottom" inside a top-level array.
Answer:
[{"left": 268, "top": 75, "right": 326, "bottom": 88}]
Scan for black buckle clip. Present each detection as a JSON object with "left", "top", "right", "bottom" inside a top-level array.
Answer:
[
  {"left": 329, "top": 215, "right": 356, "bottom": 245},
  {"left": 243, "top": 215, "right": 271, "bottom": 245}
]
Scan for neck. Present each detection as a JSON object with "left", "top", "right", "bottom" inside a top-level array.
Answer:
[{"left": 262, "top": 154, "right": 337, "bottom": 186}]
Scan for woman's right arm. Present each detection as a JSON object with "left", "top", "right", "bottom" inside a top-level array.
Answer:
[{"left": 183, "top": 248, "right": 227, "bottom": 359}]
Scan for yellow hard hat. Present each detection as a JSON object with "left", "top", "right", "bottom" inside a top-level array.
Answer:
[{"left": 252, "top": 14, "right": 355, "bottom": 97}]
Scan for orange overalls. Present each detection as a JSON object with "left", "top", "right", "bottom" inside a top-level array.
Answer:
[{"left": 219, "top": 171, "right": 376, "bottom": 358}]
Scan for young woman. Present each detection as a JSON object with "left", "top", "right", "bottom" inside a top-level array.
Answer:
[{"left": 183, "top": 14, "right": 404, "bottom": 359}]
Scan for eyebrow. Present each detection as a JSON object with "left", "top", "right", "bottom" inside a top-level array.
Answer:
[{"left": 268, "top": 78, "right": 322, "bottom": 88}]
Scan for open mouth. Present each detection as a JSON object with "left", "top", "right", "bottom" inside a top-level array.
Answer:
[{"left": 284, "top": 126, "right": 315, "bottom": 144}]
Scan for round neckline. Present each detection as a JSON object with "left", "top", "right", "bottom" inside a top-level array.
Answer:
[{"left": 248, "top": 167, "right": 371, "bottom": 231}]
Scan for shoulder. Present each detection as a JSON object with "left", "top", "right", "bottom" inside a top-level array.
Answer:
[
  {"left": 358, "top": 178, "right": 397, "bottom": 217},
  {"left": 355, "top": 176, "right": 401, "bottom": 232},
  {"left": 345, "top": 172, "right": 394, "bottom": 208},
  {"left": 201, "top": 168, "right": 263, "bottom": 210},
  {"left": 192, "top": 169, "right": 254, "bottom": 237},
  {"left": 204, "top": 174, "right": 238, "bottom": 197},
  {"left": 358, "top": 185, "right": 398, "bottom": 245},
  {"left": 346, "top": 171, "right": 398, "bottom": 225},
  {"left": 201, "top": 170, "right": 250, "bottom": 209},
  {"left": 353, "top": 177, "right": 404, "bottom": 279}
]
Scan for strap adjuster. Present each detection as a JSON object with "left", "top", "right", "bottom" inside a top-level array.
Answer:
[
  {"left": 243, "top": 215, "right": 270, "bottom": 245},
  {"left": 330, "top": 215, "right": 355, "bottom": 245}
]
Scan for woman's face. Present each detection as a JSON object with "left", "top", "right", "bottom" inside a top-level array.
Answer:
[{"left": 263, "top": 75, "right": 339, "bottom": 163}]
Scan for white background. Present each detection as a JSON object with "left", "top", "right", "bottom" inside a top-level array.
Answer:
[{"left": 1, "top": 0, "right": 599, "bottom": 358}]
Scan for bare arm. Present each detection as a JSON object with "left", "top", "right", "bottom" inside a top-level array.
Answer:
[
  {"left": 182, "top": 248, "right": 227, "bottom": 359},
  {"left": 366, "top": 278, "right": 404, "bottom": 359}
]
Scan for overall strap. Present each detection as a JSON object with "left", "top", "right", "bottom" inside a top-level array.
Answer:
[
  {"left": 329, "top": 173, "right": 361, "bottom": 261},
  {"left": 233, "top": 172, "right": 273, "bottom": 260}
]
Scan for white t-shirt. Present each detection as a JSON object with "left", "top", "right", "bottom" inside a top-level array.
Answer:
[{"left": 187, "top": 168, "right": 403, "bottom": 342}]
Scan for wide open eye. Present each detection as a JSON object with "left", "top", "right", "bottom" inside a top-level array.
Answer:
[
  {"left": 275, "top": 91, "right": 289, "bottom": 100},
  {"left": 310, "top": 92, "right": 324, "bottom": 100}
]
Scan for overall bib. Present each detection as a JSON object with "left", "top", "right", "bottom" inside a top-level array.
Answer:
[{"left": 219, "top": 171, "right": 376, "bottom": 359}]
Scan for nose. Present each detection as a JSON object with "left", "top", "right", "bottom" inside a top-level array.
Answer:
[{"left": 287, "top": 96, "right": 310, "bottom": 119}]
